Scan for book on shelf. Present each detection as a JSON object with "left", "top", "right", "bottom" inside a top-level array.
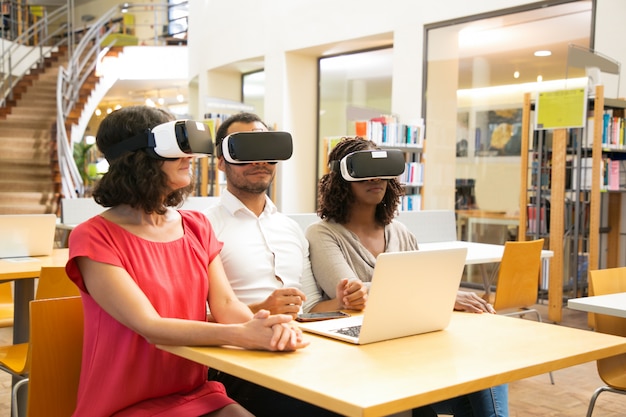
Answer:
[
  {"left": 526, "top": 204, "right": 548, "bottom": 235},
  {"left": 599, "top": 109, "right": 626, "bottom": 148},
  {"left": 603, "top": 158, "right": 626, "bottom": 191},
  {"left": 400, "top": 162, "right": 424, "bottom": 186},
  {"left": 585, "top": 116, "right": 594, "bottom": 148},
  {"left": 400, "top": 194, "right": 421, "bottom": 212},
  {"left": 353, "top": 116, "right": 424, "bottom": 147},
  {"left": 571, "top": 157, "right": 593, "bottom": 190}
]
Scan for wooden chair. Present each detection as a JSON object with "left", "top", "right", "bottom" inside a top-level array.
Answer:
[
  {"left": 14, "top": 296, "right": 83, "bottom": 417},
  {"left": 492, "top": 238, "right": 554, "bottom": 384},
  {"left": 0, "top": 282, "right": 14, "bottom": 327},
  {"left": 585, "top": 267, "right": 626, "bottom": 417},
  {"left": 0, "top": 267, "right": 80, "bottom": 415}
]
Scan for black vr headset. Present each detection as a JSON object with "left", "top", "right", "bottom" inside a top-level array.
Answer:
[
  {"left": 217, "top": 131, "right": 293, "bottom": 164},
  {"left": 103, "top": 120, "right": 214, "bottom": 162},
  {"left": 330, "top": 149, "right": 406, "bottom": 181}
]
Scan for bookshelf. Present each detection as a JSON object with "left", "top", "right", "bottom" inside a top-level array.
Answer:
[
  {"left": 326, "top": 116, "right": 425, "bottom": 211},
  {"left": 519, "top": 86, "right": 626, "bottom": 322}
]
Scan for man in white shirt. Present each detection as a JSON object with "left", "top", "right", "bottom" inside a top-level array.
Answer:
[
  {"left": 204, "top": 112, "right": 367, "bottom": 316},
  {"left": 204, "top": 112, "right": 367, "bottom": 417}
]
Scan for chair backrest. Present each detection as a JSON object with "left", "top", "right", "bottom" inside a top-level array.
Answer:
[
  {"left": 493, "top": 239, "right": 544, "bottom": 311},
  {"left": 180, "top": 196, "right": 220, "bottom": 211},
  {"left": 26, "top": 296, "right": 83, "bottom": 417},
  {"left": 589, "top": 267, "right": 626, "bottom": 390},
  {"left": 60, "top": 198, "right": 106, "bottom": 226},
  {"left": 395, "top": 210, "right": 457, "bottom": 243},
  {"left": 35, "top": 266, "right": 80, "bottom": 300},
  {"left": 285, "top": 213, "right": 321, "bottom": 232},
  {"left": 0, "top": 282, "right": 14, "bottom": 327}
]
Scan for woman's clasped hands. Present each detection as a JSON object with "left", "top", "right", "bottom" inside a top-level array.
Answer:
[{"left": 243, "top": 309, "right": 310, "bottom": 351}]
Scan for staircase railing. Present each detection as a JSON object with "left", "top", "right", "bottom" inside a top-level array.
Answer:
[
  {"left": 56, "top": 7, "right": 122, "bottom": 198},
  {"left": 57, "top": 2, "right": 175, "bottom": 198},
  {"left": 0, "top": 3, "right": 69, "bottom": 106}
]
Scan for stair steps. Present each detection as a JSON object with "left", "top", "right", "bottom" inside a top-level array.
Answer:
[{"left": 0, "top": 50, "right": 68, "bottom": 215}]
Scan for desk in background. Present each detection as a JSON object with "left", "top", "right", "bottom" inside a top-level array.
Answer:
[
  {"left": 455, "top": 210, "right": 519, "bottom": 243},
  {"left": 159, "top": 312, "right": 626, "bottom": 417},
  {"left": 568, "top": 293, "right": 626, "bottom": 318},
  {"left": 419, "top": 240, "right": 553, "bottom": 297},
  {"left": 0, "top": 248, "right": 70, "bottom": 343}
]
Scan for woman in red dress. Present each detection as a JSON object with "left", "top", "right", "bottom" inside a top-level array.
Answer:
[{"left": 66, "top": 106, "right": 307, "bottom": 417}]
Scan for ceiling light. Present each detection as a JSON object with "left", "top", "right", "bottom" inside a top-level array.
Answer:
[
  {"left": 537, "top": 75, "right": 543, "bottom": 82},
  {"left": 177, "top": 93, "right": 184, "bottom": 103},
  {"left": 95, "top": 108, "right": 101, "bottom": 116},
  {"left": 534, "top": 50, "right": 552, "bottom": 57},
  {"left": 106, "top": 108, "right": 113, "bottom": 114},
  {"left": 114, "top": 104, "right": 122, "bottom": 110},
  {"left": 513, "top": 71, "right": 520, "bottom": 79},
  {"left": 157, "top": 97, "right": 165, "bottom": 106}
]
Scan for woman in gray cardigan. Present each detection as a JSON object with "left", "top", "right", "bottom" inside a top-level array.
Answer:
[{"left": 305, "top": 136, "right": 508, "bottom": 417}]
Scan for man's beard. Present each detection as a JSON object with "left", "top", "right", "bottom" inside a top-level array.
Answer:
[{"left": 226, "top": 164, "right": 274, "bottom": 194}]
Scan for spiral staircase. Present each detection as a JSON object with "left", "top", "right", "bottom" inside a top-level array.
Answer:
[
  {"left": 0, "top": 3, "right": 132, "bottom": 215},
  {"left": 0, "top": 48, "right": 65, "bottom": 214}
]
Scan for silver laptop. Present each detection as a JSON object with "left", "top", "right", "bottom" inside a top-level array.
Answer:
[
  {"left": 0, "top": 214, "right": 57, "bottom": 258},
  {"left": 298, "top": 247, "right": 467, "bottom": 344}
]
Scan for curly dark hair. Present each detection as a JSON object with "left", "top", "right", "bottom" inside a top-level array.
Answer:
[
  {"left": 214, "top": 112, "right": 268, "bottom": 156},
  {"left": 317, "top": 137, "right": 404, "bottom": 225},
  {"left": 92, "top": 105, "right": 193, "bottom": 214}
]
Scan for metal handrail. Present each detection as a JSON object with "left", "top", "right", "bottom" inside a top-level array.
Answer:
[
  {"left": 56, "top": 3, "right": 175, "bottom": 198},
  {"left": 56, "top": 6, "right": 123, "bottom": 198},
  {"left": 0, "top": 4, "right": 69, "bottom": 106}
]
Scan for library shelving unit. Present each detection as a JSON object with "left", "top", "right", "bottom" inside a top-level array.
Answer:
[
  {"left": 519, "top": 86, "right": 626, "bottom": 322},
  {"left": 352, "top": 116, "right": 425, "bottom": 211}
]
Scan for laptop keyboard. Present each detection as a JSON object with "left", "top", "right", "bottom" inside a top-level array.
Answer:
[{"left": 334, "top": 325, "right": 361, "bottom": 338}]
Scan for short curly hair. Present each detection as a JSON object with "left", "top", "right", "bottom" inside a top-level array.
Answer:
[
  {"left": 317, "top": 137, "right": 404, "bottom": 225},
  {"left": 92, "top": 105, "right": 193, "bottom": 214}
]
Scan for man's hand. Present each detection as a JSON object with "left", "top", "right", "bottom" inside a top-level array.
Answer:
[{"left": 251, "top": 287, "right": 307, "bottom": 319}]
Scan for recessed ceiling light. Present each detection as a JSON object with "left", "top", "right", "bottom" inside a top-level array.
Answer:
[
  {"left": 534, "top": 50, "right": 552, "bottom": 57},
  {"left": 514, "top": 71, "right": 520, "bottom": 79}
]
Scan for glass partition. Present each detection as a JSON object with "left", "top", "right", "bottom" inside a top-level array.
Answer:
[
  {"left": 425, "top": 0, "right": 592, "bottom": 221},
  {"left": 242, "top": 70, "right": 265, "bottom": 120},
  {"left": 317, "top": 47, "right": 393, "bottom": 179}
]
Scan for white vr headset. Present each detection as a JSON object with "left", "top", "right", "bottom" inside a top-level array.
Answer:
[
  {"left": 103, "top": 120, "right": 213, "bottom": 162},
  {"left": 218, "top": 131, "right": 293, "bottom": 164},
  {"left": 329, "top": 149, "right": 406, "bottom": 181}
]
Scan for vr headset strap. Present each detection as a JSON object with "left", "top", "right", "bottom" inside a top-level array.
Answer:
[{"left": 103, "top": 131, "right": 155, "bottom": 162}]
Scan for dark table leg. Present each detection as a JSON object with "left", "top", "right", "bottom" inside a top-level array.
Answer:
[{"left": 12, "top": 278, "right": 34, "bottom": 417}]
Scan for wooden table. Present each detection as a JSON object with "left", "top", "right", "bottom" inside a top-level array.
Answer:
[
  {"left": 419, "top": 241, "right": 553, "bottom": 296},
  {"left": 158, "top": 312, "right": 626, "bottom": 417},
  {"left": 568, "top": 292, "right": 626, "bottom": 318},
  {"left": 0, "top": 248, "right": 69, "bottom": 343}
]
